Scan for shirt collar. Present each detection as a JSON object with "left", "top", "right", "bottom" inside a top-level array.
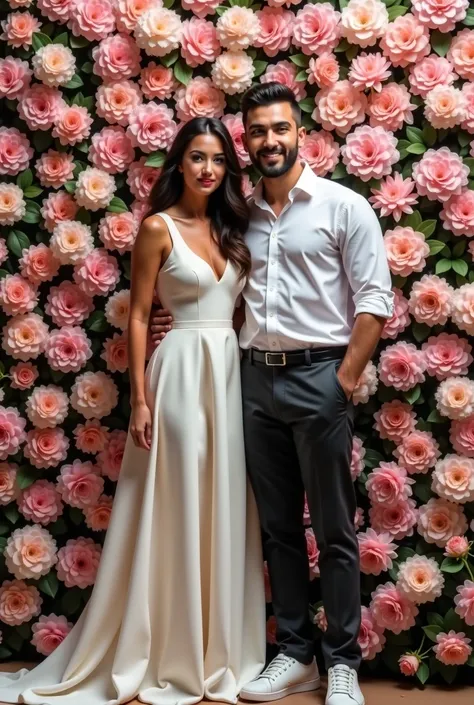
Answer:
[{"left": 249, "top": 162, "right": 317, "bottom": 210}]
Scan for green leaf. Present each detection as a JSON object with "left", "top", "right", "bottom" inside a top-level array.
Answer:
[
  {"left": 64, "top": 181, "right": 77, "bottom": 194},
  {"left": 61, "top": 586, "right": 84, "bottom": 615},
  {"left": 49, "top": 518, "right": 68, "bottom": 536},
  {"left": 467, "top": 655, "right": 474, "bottom": 667},
  {"left": 364, "top": 448, "right": 385, "bottom": 469},
  {"left": 403, "top": 210, "right": 422, "bottom": 229},
  {"left": 418, "top": 220, "right": 436, "bottom": 238},
  {"left": 406, "top": 142, "right": 426, "bottom": 156},
  {"left": 428, "top": 240, "right": 446, "bottom": 256},
  {"left": 416, "top": 661, "right": 429, "bottom": 685},
  {"left": 464, "top": 7, "right": 474, "bottom": 25},
  {"left": 298, "top": 98, "right": 315, "bottom": 114},
  {"left": 161, "top": 49, "right": 179, "bottom": 67},
  {"left": 452, "top": 259, "right": 468, "bottom": 277},
  {"left": 16, "top": 465, "right": 37, "bottom": 490},
  {"left": 435, "top": 258, "right": 452, "bottom": 275},
  {"left": 64, "top": 73, "right": 84, "bottom": 89},
  {"left": 38, "top": 572, "right": 59, "bottom": 598},
  {"left": 441, "top": 557, "right": 464, "bottom": 573},
  {"left": 162, "top": 0, "right": 175, "bottom": 7},
  {"left": 406, "top": 126, "right": 424, "bottom": 144},
  {"left": 458, "top": 131, "right": 472, "bottom": 148},
  {"left": 345, "top": 44, "right": 358, "bottom": 61},
  {"left": 438, "top": 664, "right": 458, "bottom": 685},
  {"left": 431, "top": 29, "right": 452, "bottom": 57},
  {"left": 23, "top": 185, "right": 43, "bottom": 199},
  {"left": 0, "top": 270, "right": 7, "bottom": 280},
  {"left": 33, "top": 130, "right": 53, "bottom": 152},
  {"left": 253, "top": 60, "right": 268, "bottom": 78},
  {"left": 173, "top": 59, "right": 193, "bottom": 86},
  {"left": 404, "top": 385, "right": 421, "bottom": 405},
  {"left": 107, "top": 196, "right": 129, "bottom": 213},
  {"left": 69, "top": 507, "right": 84, "bottom": 526},
  {"left": 4, "top": 505, "right": 20, "bottom": 524},
  {"left": 54, "top": 32, "right": 69, "bottom": 46},
  {"left": 23, "top": 201, "right": 41, "bottom": 224},
  {"left": 86, "top": 311, "right": 108, "bottom": 332},
  {"left": 412, "top": 322, "right": 430, "bottom": 343},
  {"left": 427, "top": 409, "right": 444, "bottom": 423},
  {"left": 32, "top": 32, "right": 52, "bottom": 51},
  {"left": 422, "top": 123, "right": 437, "bottom": 147},
  {"left": 388, "top": 4, "right": 408, "bottom": 19},
  {"left": 290, "top": 53, "right": 310, "bottom": 68},
  {"left": 143, "top": 151, "right": 166, "bottom": 168},
  {"left": 81, "top": 61, "right": 93, "bottom": 74},
  {"left": 330, "top": 163, "right": 347, "bottom": 180},
  {"left": 452, "top": 240, "right": 466, "bottom": 258},
  {"left": 7, "top": 230, "right": 30, "bottom": 257},
  {"left": 397, "top": 139, "right": 411, "bottom": 160},
  {"left": 70, "top": 35, "right": 89, "bottom": 48},
  {"left": 0, "top": 647, "right": 12, "bottom": 659},
  {"left": 6, "top": 632, "right": 23, "bottom": 652},
  {"left": 423, "top": 625, "right": 442, "bottom": 642},
  {"left": 427, "top": 612, "right": 445, "bottom": 628},
  {"left": 334, "top": 39, "right": 350, "bottom": 54},
  {"left": 16, "top": 169, "right": 33, "bottom": 190},
  {"left": 76, "top": 208, "right": 91, "bottom": 225},
  {"left": 296, "top": 69, "right": 308, "bottom": 82}
]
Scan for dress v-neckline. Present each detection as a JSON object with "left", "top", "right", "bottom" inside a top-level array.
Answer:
[{"left": 162, "top": 213, "right": 229, "bottom": 285}]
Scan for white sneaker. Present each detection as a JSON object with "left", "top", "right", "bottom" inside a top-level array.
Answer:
[
  {"left": 325, "top": 665, "right": 364, "bottom": 705},
  {"left": 240, "top": 654, "right": 321, "bottom": 702}
]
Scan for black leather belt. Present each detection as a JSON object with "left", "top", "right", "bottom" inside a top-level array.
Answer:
[{"left": 242, "top": 346, "right": 347, "bottom": 367}]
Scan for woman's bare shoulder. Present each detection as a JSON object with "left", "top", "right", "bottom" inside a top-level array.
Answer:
[{"left": 137, "top": 214, "right": 170, "bottom": 246}]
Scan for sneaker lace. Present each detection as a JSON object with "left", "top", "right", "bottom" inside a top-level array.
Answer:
[
  {"left": 329, "top": 667, "right": 354, "bottom": 695},
  {"left": 260, "top": 655, "right": 296, "bottom": 683}
]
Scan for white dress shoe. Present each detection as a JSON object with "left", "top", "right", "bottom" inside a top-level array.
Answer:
[
  {"left": 240, "top": 653, "right": 321, "bottom": 702},
  {"left": 325, "top": 665, "right": 364, "bottom": 705}
]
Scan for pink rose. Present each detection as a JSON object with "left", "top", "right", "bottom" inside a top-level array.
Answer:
[
  {"left": 97, "top": 429, "right": 127, "bottom": 481},
  {"left": 211, "top": 50, "right": 255, "bottom": 96},
  {"left": 355, "top": 507, "right": 365, "bottom": 530},
  {"left": 92, "top": 33, "right": 141, "bottom": 83},
  {"left": 293, "top": 3, "right": 341, "bottom": 55},
  {"left": 0, "top": 239, "right": 7, "bottom": 267},
  {"left": 381, "top": 288, "right": 410, "bottom": 340},
  {"left": 370, "top": 582, "right": 419, "bottom": 634},
  {"left": 37, "top": 0, "right": 73, "bottom": 23},
  {"left": 422, "top": 333, "right": 472, "bottom": 380},
  {"left": 409, "top": 54, "right": 457, "bottom": 98},
  {"left": 408, "top": 274, "right": 453, "bottom": 326},
  {"left": 425, "top": 85, "right": 467, "bottom": 130},
  {"left": 369, "top": 498, "right": 418, "bottom": 541},
  {"left": 0, "top": 462, "right": 19, "bottom": 505},
  {"left": 139, "top": 62, "right": 177, "bottom": 101},
  {"left": 176, "top": 77, "right": 226, "bottom": 122},
  {"left": 436, "top": 376, "right": 474, "bottom": 420},
  {"left": 52, "top": 105, "right": 93, "bottom": 146},
  {"left": 99, "top": 212, "right": 137, "bottom": 255},
  {"left": 45, "top": 281, "right": 94, "bottom": 327},
  {"left": 0, "top": 183, "right": 26, "bottom": 225},
  {"left": 445, "top": 536, "right": 470, "bottom": 558},
  {"left": 96, "top": 80, "right": 142, "bottom": 127},
  {"left": 73, "top": 249, "right": 120, "bottom": 297},
  {"left": 0, "top": 407, "right": 26, "bottom": 460},
  {"left": 84, "top": 493, "right": 113, "bottom": 531},
  {"left": 9, "top": 362, "right": 38, "bottom": 391},
  {"left": 314, "top": 606, "right": 328, "bottom": 632},
  {"left": 24, "top": 427, "right": 70, "bottom": 469},
  {"left": 342, "top": 125, "right": 399, "bottom": 182},
  {"left": 374, "top": 400, "right": 416, "bottom": 443},
  {"left": 397, "top": 555, "right": 444, "bottom": 604},
  {"left": 31, "top": 614, "right": 73, "bottom": 656},
  {"left": 105, "top": 289, "right": 130, "bottom": 330},
  {"left": 19, "top": 480, "right": 63, "bottom": 525},
  {"left": 448, "top": 29, "right": 474, "bottom": 81},
  {"left": 366, "top": 462, "right": 414, "bottom": 506},
  {"left": 432, "top": 454, "right": 474, "bottom": 504},
  {"left": 300, "top": 130, "right": 340, "bottom": 178},
  {"left": 0, "top": 127, "right": 33, "bottom": 176},
  {"left": 350, "top": 435, "right": 365, "bottom": 481},
  {"left": 261, "top": 60, "right": 307, "bottom": 102},
  {"left": 56, "top": 537, "right": 102, "bottom": 588},
  {"left": 41, "top": 191, "right": 78, "bottom": 233},
  {"left": 75, "top": 168, "right": 116, "bottom": 212},
  {"left": 455, "top": 580, "right": 474, "bottom": 625},
  {"left": 5, "top": 525, "right": 57, "bottom": 579},
  {"left": 307, "top": 53, "right": 339, "bottom": 88},
  {"left": 393, "top": 430, "right": 441, "bottom": 475},
  {"left": 89, "top": 126, "right": 135, "bottom": 175},
  {"left": 348, "top": 52, "right": 391, "bottom": 92},
  {"left": 181, "top": 0, "right": 220, "bottom": 18},
  {"left": 71, "top": 371, "right": 119, "bottom": 419},
  {"left": 18, "top": 84, "right": 64, "bottom": 132},
  {"left": 411, "top": 0, "right": 468, "bottom": 31},
  {"left": 0, "top": 579, "right": 42, "bottom": 625},
  {"left": 313, "top": 80, "right": 367, "bottom": 136},
  {"left": 369, "top": 173, "right": 418, "bottom": 223},
  {"left": 441, "top": 190, "right": 474, "bottom": 237},
  {"left": 450, "top": 417, "right": 474, "bottom": 458},
  {"left": 452, "top": 283, "right": 474, "bottom": 336},
  {"left": 115, "top": 0, "right": 153, "bottom": 32},
  {"left": 0, "top": 56, "right": 31, "bottom": 100},
  {"left": 368, "top": 83, "right": 416, "bottom": 132},
  {"left": 254, "top": 7, "right": 293, "bottom": 57},
  {"left": 68, "top": 0, "right": 116, "bottom": 41},
  {"left": 58, "top": 459, "right": 104, "bottom": 509},
  {"left": 378, "top": 342, "right": 426, "bottom": 391},
  {"left": 101, "top": 332, "right": 128, "bottom": 373},
  {"left": 26, "top": 385, "right": 69, "bottom": 429},
  {"left": 126, "top": 157, "right": 160, "bottom": 201},
  {"left": 358, "top": 528, "right": 397, "bottom": 576},
  {"left": 380, "top": 13, "right": 430, "bottom": 68},
  {"left": 32, "top": 44, "right": 76, "bottom": 87},
  {"left": 418, "top": 498, "right": 468, "bottom": 547},
  {"left": 384, "top": 226, "right": 430, "bottom": 277},
  {"left": 413, "top": 147, "right": 469, "bottom": 203},
  {"left": 221, "top": 113, "right": 250, "bottom": 168},
  {"left": 134, "top": 7, "right": 182, "bottom": 58},
  {"left": 0, "top": 274, "right": 38, "bottom": 317},
  {"left": 352, "top": 360, "right": 378, "bottom": 405},
  {"left": 216, "top": 6, "right": 260, "bottom": 51},
  {"left": 341, "top": 0, "right": 388, "bottom": 47},
  {"left": 2, "top": 312, "right": 49, "bottom": 361},
  {"left": 306, "top": 528, "right": 320, "bottom": 579},
  {"left": 180, "top": 18, "right": 220, "bottom": 67},
  {"left": 74, "top": 419, "right": 109, "bottom": 455},
  {"left": 1, "top": 10, "right": 41, "bottom": 48},
  {"left": 35, "top": 150, "right": 75, "bottom": 189},
  {"left": 434, "top": 632, "right": 472, "bottom": 666},
  {"left": 399, "top": 654, "right": 420, "bottom": 676},
  {"left": 460, "top": 82, "right": 474, "bottom": 134},
  {"left": 45, "top": 326, "right": 92, "bottom": 373},
  {"left": 127, "top": 101, "right": 177, "bottom": 152},
  {"left": 358, "top": 605, "right": 386, "bottom": 660}
]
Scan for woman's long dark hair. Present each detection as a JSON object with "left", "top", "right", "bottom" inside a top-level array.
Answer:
[{"left": 147, "top": 117, "right": 251, "bottom": 280}]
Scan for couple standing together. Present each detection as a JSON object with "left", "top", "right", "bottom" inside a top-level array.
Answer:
[{"left": 0, "top": 82, "right": 393, "bottom": 705}]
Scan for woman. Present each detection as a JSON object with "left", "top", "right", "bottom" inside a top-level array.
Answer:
[{"left": 0, "top": 118, "right": 265, "bottom": 705}]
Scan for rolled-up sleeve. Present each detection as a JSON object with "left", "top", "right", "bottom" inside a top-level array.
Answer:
[{"left": 339, "top": 195, "right": 394, "bottom": 320}]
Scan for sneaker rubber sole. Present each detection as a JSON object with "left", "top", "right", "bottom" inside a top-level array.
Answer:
[{"left": 240, "top": 676, "right": 321, "bottom": 702}]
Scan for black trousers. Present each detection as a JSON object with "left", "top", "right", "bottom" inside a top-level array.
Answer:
[{"left": 241, "top": 352, "right": 361, "bottom": 671}]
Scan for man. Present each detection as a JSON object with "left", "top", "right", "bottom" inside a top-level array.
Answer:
[{"left": 150, "top": 82, "right": 394, "bottom": 705}]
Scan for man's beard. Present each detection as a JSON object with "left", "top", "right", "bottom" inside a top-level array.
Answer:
[{"left": 253, "top": 144, "right": 299, "bottom": 178}]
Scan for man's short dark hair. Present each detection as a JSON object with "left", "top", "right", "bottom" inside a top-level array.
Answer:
[{"left": 241, "top": 82, "right": 302, "bottom": 128}]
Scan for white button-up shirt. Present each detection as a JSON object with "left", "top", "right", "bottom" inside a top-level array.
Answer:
[{"left": 239, "top": 163, "right": 394, "bottom": 352}]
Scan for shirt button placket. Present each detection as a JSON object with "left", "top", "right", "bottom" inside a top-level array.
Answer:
[{"left": 267, "top": 222, "right": 279, "bottom": 349}]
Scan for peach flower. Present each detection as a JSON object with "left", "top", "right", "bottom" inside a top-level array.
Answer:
[
  {"left": 393, "top": 430, "right": 440, "bottom": 475},
  {"left": 373, "top": 400, "right": 416, "bottom": 443},
  {"left": 89, "top": 126, "right": 135, "bottom": 175},
  {"left": 358, "top": 529, "right": 397, "bottom": 576},
  {"left": 369, "top": 498, "right": 418, "bottom": 541},
  {"left": 92, "top": 33, "right": 141, "bottom": 83},
  {"left": 432, "top": 454, "right": 474, "bottom": 504},
  {"left": 382, "top": 287, "right": 410, "bottom": 340},
  {"left": 313, "top": 80, "right": 367, "bottom": 136},
  {"left": 98, "top": 212, "right": 138, "bottom": 255},
  {"left": 181, "top": 17, "right": 220, "bottom": 66},
  {"left": 75, "top": 167, "right": 116, "bottom": 211},
  {"left": 445, "top": 536, "right": 470, "bottom": 558},
  {"left": 9, "top": 362, "right": 38, "bottom": 391},
  {"left": 71, "top": 371, "right": 119, "bottom": 419},
  {"left": 342, "top": 125, "right": 399, "bottom": 182},
  {"left": 348, "top": 52, "right": 391, "bottom": 92},
  {"left": 37, "top": 0, "right": 73, "bottom": 23},
  {"left": 5, "top": 525, "right": 57, "bottom": 579},
  {"left": 45, "top": 326, "right": 92, "bottom": 373},
  {"left": 216, "top": 6, "right": 260, "bottom": 51},
  {"left": 52, "top": 105, "right": 93, "bottom": 146},
  {"left": 0, "top": 274, "right": 38, "bottom": 317},
  {"left": 424, "top": 85, "right": 466, "bottom": 130},
  {"left": 211, "top": 50, "right": 254, "bottom": 95},
  {"left": 411, "top": 0, "right": 468, "bottom": 32},
  {"left": 19, "top": 480, "right": 63, "bottom": 525},
  {"left": 408, "top": 274, "right": 453, "bottom": 326},
  {"left": 0, "top": 462, "right": 19, "bottom": 505},
  {"left": 101, "top": 332, "right": 128, "bottom": 373},
  {"left": 24, "top": 427, "right": 70, "bottom": 469},
  {"left": 306, "top": 528, "right": 320, "bottom": 579},
  {"left": 105, "top": 289, "right": 130, "bottom": 330},
  {"left": 434, "top": 632, "right": 472, "bottom": 666},
  {"left": 134, "top": 6, "right": 182, "bottom": 57},
  {"left": 176, "top": 77, "right": 226, "bottom": 122},
  {"left": 115, "top": 0, "right": 153, "bottom": 32},
  {"left": 441, "top": 190, "right": 474, "bottom": 237},
  {"left": 368, "top": 83, "right": 416, "bottom": 132},
  {"left": 2, "top": 312, "right": 48, "bottom": 361},
  {"left": 370, "top": 582, "right": 419, "bottom": 634},
  {"left": 436, "top": 376, "right": 474, "bottom": 420},
  {"left": 50, "top": 220, "right": 94, "bottom": 265},
  {"left": 352, "top": 360, "right": 378, "bottom": 405},
  {"left": 68, "top": 0, "right": 116, "bottom": 41},
  {"left": 358, "top": 606, "right": 386, "bottom": 660},
  {"left": 418, "top": 498, "right": 468, "bottom": 547},
  {"left": 97, "top": 429, "right": 127, "bottom": 481},
  {"left": 56, "top": 537, "right": 102, "bottom": 588},
  {"left": 45, "top": 280, "right": 94, "bottom": 327},
  {"left": 254, "top": 7, "right": 293, "bottom": 58},
  {"left": 450, "top": 418, "right": 474, "bottom": 458},
  {"left": 314, "top": 606, "right": 328, "bottom": 632},
  {"left": 397, "top": 555, "right": 444, "bottom": 604},
  {"left": 0, "top": 579, "right": 42, "bottom": 625},
  {"left": 341, "top": 0, "right": 388, "bottom": 48},
  {"left": 299, "top": 130, "right": 340, "bottom": 178},
  {"left": 261, "top": 60, "right": 307, "bottom": 102},
  {"left": 0, "top": 183, "right": 26, "bottom": 225},
  {"left": 35, "top": 150, "right": 74, "bottom": 189},
  {"left": 423, "top": 333, "right": 472, "bottom": 380},
  {"left": 366, "top": 462, "right": 414, "bottom": 506},
  {"left": 18, "top": 84, "right": 64, "bottom": 132},
  {"left": 181, "top": 0, "right": 220, "bottom": 18},
  {"left": 455, "top": 580, "right": 474, "bottom": 625},
  {"left": 384, "top": 226, "right": 430, "bottom": 277},
  {"left": 32, "top": 43, "right": 76, "bottom": 87},
  {"left": 413, "top": 147, "right": 469, "bottom": 202},
  {"left": 461, "top": 82, "right": 474, "bottom": 134},
  {"left": 221, "top": 113, "right": 250, "bottom": 168},
  {"left": 448, "top": 29, "right": 474, "bottom": 81},
  {"left": 41, "top": 191, "right": 78, "bottom": 233},
  {"left": 0, "top": 56, "right": 32, "bottom": 100},
  {"left": 96, "top": 79, "right": 142, "bottom": 127},
  {"left": 451, "top": 283, "right": 474, "bottom": 336},
  {"left": 84, "top": 493, "right": 113, "bottom": 531},
  {"left": 399, "top": 654, "right": 420, "bottom": 676},
  {"left": 409, "top": 54, "right": 457, "bottom": 98},
  {"left": 26, "top": 385, "right": 69, "bottom": 429},
  {"left": 1, "top": 10, "right": 41, "bottom": 48},
  {"left": 307, "top": 53, "right": 339, "bottom": 88},
  {"left": 350, "top": 435, "right": 365, "bottom": 481},
  {"left": 127, "top": 102, "right": 177, "bottom": 152},
  {"left": 380, "top": 13, "right": 430, "bottom": 68},
  {"left": 139, "top": 62, "right": 177, "bottom": 100},
  {"left": 31, "top": 614, "right": 73, "bottom": 656},
  {"left": 73, "top": 248, "right": 120, "bottom": 297},
  {"left": 369, "top": 173, "right": 418, "bottom": 223},
  {"left": 73, "top": 419, "right": 109, "bottom": 455},
  {"left": 0, "top": 127, "right": 33, "bottom": 176},
  {"left": 58, "top": 459, "right": 104, "bottom": 509},
  {"left": 378, "top": 342, "right": 426, "bottom": 391},
  {"left": 293, "top": 3, "right": 341, "bottom": 55}
]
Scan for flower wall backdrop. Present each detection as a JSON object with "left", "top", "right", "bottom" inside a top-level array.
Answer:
[{"left": 1, "top": 0, "right": 474, "bottom": 685}]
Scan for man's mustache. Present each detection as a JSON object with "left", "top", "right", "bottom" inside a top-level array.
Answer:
[{"left": 257, "top": 149, "right": 285, "bottom": 157}]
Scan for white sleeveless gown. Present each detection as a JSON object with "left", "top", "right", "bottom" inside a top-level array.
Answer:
[{"left": 0, "top": 213, "right": 266, "bottom": 705}]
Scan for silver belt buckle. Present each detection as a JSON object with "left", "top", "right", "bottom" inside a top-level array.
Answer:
[{"left": 265, "top": 352, "right": 286, "bottom": 366}]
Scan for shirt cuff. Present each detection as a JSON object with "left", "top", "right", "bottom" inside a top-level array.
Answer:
[{"left": 354, "top": 292, "right": 394, "bottom": 319}]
